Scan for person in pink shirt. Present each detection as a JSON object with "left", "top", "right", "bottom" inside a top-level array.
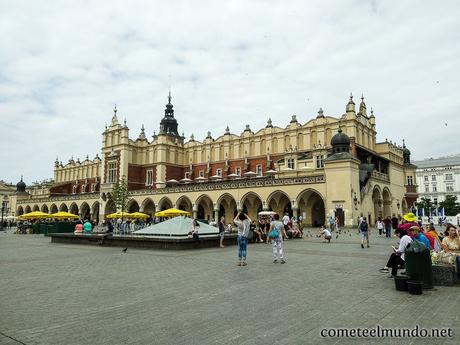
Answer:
[{"left": 398, "top": 213, "right": 421, "bottom": 239}]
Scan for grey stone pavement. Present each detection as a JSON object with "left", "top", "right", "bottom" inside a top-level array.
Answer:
[{"left": 0, "top": 229, "right": 459, "bottom": 345}]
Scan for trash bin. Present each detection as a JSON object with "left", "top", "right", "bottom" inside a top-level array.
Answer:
[{"left": 405, "top": 242, "right": 433, "bottom": 289}]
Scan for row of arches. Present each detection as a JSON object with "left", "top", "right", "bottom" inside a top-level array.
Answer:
[
  {"left": 17, "top": 201, "right": 100, "bottom": 223},
  {"left": 17, "top": 189, "right": 326, "bottom": 226},
  {"left": 120, "top": 189, "right": 325, "bottom": 226},
  {"left": 370, "top": 186, "right": 407, "bottom": 224}
]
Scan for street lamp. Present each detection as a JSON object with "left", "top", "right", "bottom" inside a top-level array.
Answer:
[
  {"left": 1, "top": 195, "right": 8, "bottom": 231},
  {"left": 353, "top": 192, "right": 359, "bottom": 210}
]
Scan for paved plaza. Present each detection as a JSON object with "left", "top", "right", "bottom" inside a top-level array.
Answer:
[{"left": 0, "top": 230, "right": 459, "bottom": 345}]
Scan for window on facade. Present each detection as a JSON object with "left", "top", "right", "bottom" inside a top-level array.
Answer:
[
  {"left": 446, "top": 184, "right": 454, "bottom": 192},
  {"left": 72, "top": 185, "right": 77, "bottom": 194},
  {"left": 216, "top": 169, "right": 222, "bottom": 177},
  {"left": 236, "top": 167, "right": 241, "bottom": 176},
  {"left": 91, "top": 183, "right": 96, "bottom": 192},
  {"left": 432, "top": 183, "right": 437, "bottom": 192},
  {"left": 81, "top": 185, "right": 86, "bottom": 193},
  {"left": 424, "top": 184, "right": 429, "bottom": 192},
  {"left": 107, "top": 161, "right": 117, "bottom": 183},
  {"left": 431, "top": 175, "right": 436, "bottom": 181},
  {"left": 185, "top": 172, "right": 190, "bottom": 179},
  {"left": 424, "top": 175, "right": 428, "bottom": 182},
  {"left": 445, "top": 173, "right": 453, "bottom": 181},
  {"left": 256, "top": 164, "right": 263, "bottom": 176},
  {"left": 315, "top": 156, "right": 324, "bottom": 169},
  {"left": 146, "top": 170, "right": 153, "bottom": 185},
  {"left": 199, "top": 170, "right": 204, "bottom": 177},
  {"left": 407, "top": 176, "right": 414, "bottom": 185},
  {"left": 287, "top": 159, "right": 295, "bottom": 170}
]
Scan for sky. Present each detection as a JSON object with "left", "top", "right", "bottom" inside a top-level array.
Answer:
[{"left": 1, "top": 0, "right": 459, "bottom": 185}]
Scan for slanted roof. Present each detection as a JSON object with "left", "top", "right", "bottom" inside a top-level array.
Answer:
[
  {"left": 412, "top": 154, "right": 460, "bottom": 169},
  {"left": 133, "top": 216, "right": 219, "bottom": 237}
]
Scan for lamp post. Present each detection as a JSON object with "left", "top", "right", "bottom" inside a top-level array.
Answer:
[
  {"left": 1, "top": 195, "right": 7, "bottom": 231},
  {"left": 353, "top": 192, "right": 359, "bottom": 211}
]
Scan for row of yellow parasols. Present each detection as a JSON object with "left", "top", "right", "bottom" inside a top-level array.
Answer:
[
  {"left": 18, "top": 208, "right": 191, "bottom": 221},
  {"left": 18, "top": 211, "right": 80, "bottom": 220},
  {"left": 106, "top": 208, "right": 191, "bottom": 219}
]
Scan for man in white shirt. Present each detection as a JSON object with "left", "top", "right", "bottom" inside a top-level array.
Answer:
[{"left": 282, "top": 213, "right": 290, "bottom": 231}]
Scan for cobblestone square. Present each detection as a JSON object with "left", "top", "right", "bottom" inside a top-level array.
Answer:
[{"left": 1, "top": 231, "right": 458, "bottom": 345}]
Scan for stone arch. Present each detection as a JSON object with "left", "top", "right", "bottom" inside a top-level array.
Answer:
[
  {"left": 240, "top": 191, "right": 263, "bottom": 221},
  {"left": 216, "top": 193, "right": 238, "bottom": 224},
  {"left": 17, "top": 206, "right": 24, "bottom": 216},
  {"left": 50, "top": 204, "right": 58, "bottom": 214},
  {"left": 176, "top": 195, "right": 193, "bottom": 214},
  {"left": 382, "top": 188, "right": 392, "bottom": 218},
  {"left": 104, "top": 199, "right": 116, "bottom": 217},
  {"left": 267, "top": 190, "right": 292, "bottom": 217},
  {"left": 32, "top": 204, "right": 39, "bottom": 212},
  {"left": 141, "top": 198, "right": 155, "bottom": 216},
  {"left": 195, "top": 194, "right": 214, "bottom": 221},
  {"left": 69, "top": 202, "right": 79, "bottom": 215},
  {"left": 80, "top": 202, "right": 90, "bottom": 220},
  {"left": 157, "top": 196, "right": 173, "bottom": 211},
  {"left": 91, "top": 201, "right": 100, "bottom": 223},
  {"left": 371, "top": 187, "right": 383, "bottom": 224},
  {"left": 127, "top": 199, "right": 140, "bottom": 213},
  {"left": 296, "top": 189, "right": 326, "bottom": 227},
  {"left": 59, "top": 203, "right": 68, "bottom": 212},
  {"left": 25, "top": 205, "right": 31, "bottom": 213},
  {"left": 41, "top": 204, "right": 49, "bottom": 213}
]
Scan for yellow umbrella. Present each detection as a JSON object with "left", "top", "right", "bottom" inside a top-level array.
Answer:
[
  {"left": 154, "top": 208, "right": 191, "bottom": 217},
  {"left": 106, "top": 211, "right": 131, "bottom": 219},
  {"left": 128, "top": 212, "right": 150, "bottom": 219},
  {"left": 18, "top": 211, "right": 49, "bottom": 219},
  {"left": 49, "top": 211, "right": 79, "bottom": 219}
]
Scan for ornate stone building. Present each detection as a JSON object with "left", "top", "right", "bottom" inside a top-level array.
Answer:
[{"left": 11, "top": 93, "right": 418, "bottom": 226}]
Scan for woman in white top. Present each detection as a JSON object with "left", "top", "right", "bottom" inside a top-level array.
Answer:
[
  {"left": 376, "top": 218, "right": 384, "bottom": 236},
  {"left": 379, "top": 228, "right": 412, "bottom": 277},
  {"left": 268, "top": 214, "right": 288, "bottom": 263}
]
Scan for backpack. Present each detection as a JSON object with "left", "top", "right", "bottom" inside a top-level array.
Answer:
[{"left": 360, "top": 222, "right": 368, "bottom": 232}]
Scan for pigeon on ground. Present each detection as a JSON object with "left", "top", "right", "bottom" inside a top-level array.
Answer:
[
  {"left": 122, "top": 248, "right": 128, "bottom": 253},
  {"left": 349, "top": 233, "right": 352, "bottom": 237},
  {"left": 336, "top": 234, "right": 339, "bottom": 239}
]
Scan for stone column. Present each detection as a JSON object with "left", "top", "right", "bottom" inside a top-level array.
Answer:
[
  {"left": 292, "top": 207, "right": 299, "bottom": 219},
  {"left": 214, "top": 209, "right": 219, "bottom": 222}
]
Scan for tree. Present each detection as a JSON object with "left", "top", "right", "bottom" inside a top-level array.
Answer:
[
  {"left": 109, "top": 176, "right": 131, "bottom": 218},
  {"left": 415, "top": 197, "right": 434, "bottom": 214},
  {"left": 439, "top": 195, "right": 460, "bottom": 216}
]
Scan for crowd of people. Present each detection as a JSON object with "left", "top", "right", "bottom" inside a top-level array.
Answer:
[{"left": 378, "top": 212, "right": 460, "bottom": 279}]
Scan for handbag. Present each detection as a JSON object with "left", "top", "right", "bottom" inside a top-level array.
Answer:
[
  {"left": 438, "top": 251, "right": 456, "bottom": 265},
  {"left": 269, "top": 228, "right": 280, "bottom": 239}
]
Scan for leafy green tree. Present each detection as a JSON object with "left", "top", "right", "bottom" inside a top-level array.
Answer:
[
  {"left": 415, "top": 197, "right": 434, "bottom": 213},
  {"left": 439, "top": 195, "right": 460, "bottom": 216},
  {"left": 109, "top": 176, "right": 131, "bottom": 218}
]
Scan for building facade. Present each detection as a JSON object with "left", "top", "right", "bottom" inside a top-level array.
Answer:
[
  {"left": 413, "top": 154, "right": 460, "bottom": 204},
  {"left": 11, "top": 93, "right": 418, "bottom": 226}
]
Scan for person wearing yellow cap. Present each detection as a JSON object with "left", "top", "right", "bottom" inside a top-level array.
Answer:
[{"left": 398, "top": 212, "right": 422, "bottom": 239}]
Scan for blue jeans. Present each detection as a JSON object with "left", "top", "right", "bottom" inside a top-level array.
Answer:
[
  {"left": 237, "top": 235, "right": 248, "bottom": 260},
  {"left": 385, "top": 226, "right": 391, "bottom": 238}
]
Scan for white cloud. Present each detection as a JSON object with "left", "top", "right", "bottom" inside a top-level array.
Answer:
[{"left": 1, "top": 0, "right": 459, "bottom": 184}]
